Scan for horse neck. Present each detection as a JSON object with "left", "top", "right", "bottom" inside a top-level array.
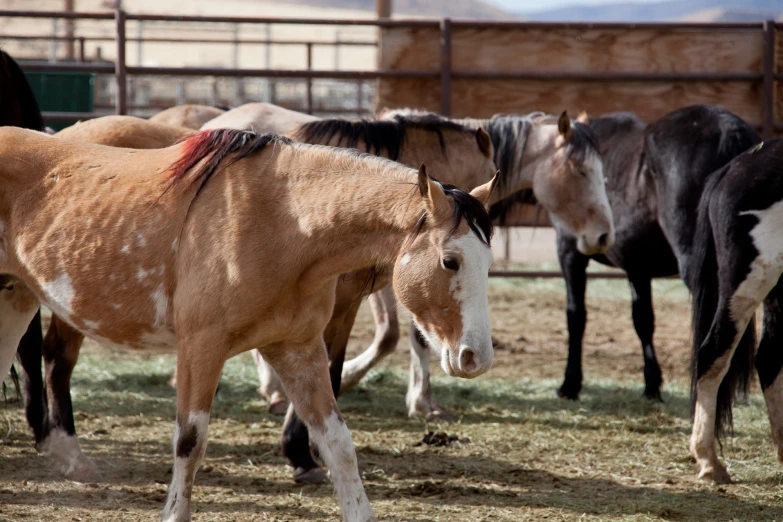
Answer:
[
  {"left": 460, "top": 116, "right": 544, "bottom": 204},
  {"left": 280, "top": 146, "right": 424, "bottom": 276}
]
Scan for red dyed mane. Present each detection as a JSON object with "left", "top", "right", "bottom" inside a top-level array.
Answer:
[{"left": 164, "top": 129, "right": 289, "bottom": 197}]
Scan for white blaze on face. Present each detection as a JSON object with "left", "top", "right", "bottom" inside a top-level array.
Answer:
[{"left": 448, "top": 230, "right": 494, "bottom": 376}]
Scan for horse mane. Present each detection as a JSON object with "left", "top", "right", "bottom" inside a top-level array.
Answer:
[
  {"left": 440, "top": 182, "right": 494, "bottom": 246},
  {"left": 294, "top": 113, "right": 472, "bottom": 161},
  {"left": 0, "top": 50, "right": 44, "bottom": 131},
  {"left": 482, "top": 113, "right": 600, "bottom": 224},
  {"left": 165, "top": 129, "right": 291, "bottom": 197}
]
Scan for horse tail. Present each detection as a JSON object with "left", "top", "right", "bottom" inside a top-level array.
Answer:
[{"left": 689, "top": 162, "right": 755, "bottom": 440}]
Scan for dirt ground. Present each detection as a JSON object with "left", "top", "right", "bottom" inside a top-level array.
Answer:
[{"left": 1, "top": 271, "right": 781, "bottom": 521}]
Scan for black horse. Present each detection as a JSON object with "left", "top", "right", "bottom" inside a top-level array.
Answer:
[
  {"left": 556, "top": 105, "right": 760, "bottom": 401},
  {"left": 685, "top": 138, "right": 783, "bottom": 484}
]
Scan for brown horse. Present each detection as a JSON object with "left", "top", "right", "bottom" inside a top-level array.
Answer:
[
  {"left": 149, "top": 103, "right": 227, "bottom": 130},
  {"left": 16, "top": 111, "right": 499, "bottom": 483},
  {"left": 250, "top": 110, "right": 614, "bottom": 483},
  {"left": 0, "top": 127, "right": 496, "bottom": 521},
  {"left": 56, "top": 115, "right": 193, "bottom": 148},
  {"left": 256, "top": 110, "right": 614, "bottom": 406}
]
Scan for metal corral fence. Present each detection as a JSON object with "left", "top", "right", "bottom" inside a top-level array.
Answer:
[{"left": 2, "top": 10, "right": 776, "bottom": 279}]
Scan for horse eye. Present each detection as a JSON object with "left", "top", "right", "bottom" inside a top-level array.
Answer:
[
  {"left": 4, "top": 284, "right": 13, "bottom": 291},
  {"left": 442, "top": 257, "right": 460, "bottom": 271},
  {"left": 577, "top": 170, "right": 587, "bottom": 178}
]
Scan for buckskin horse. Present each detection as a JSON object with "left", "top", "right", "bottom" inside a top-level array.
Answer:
[
  {"left": 246, "top": 110, "right": 615, "bottom": 483},
  {"left": 0, "top": 126, "right": 498, "bottom": 521}
]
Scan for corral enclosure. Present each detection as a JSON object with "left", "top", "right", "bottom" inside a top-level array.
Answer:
[{"left": 378, "top": 22, "right": 782, "bottom": 132}]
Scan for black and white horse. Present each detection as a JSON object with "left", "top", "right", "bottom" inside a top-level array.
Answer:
[
  {"left": 556, "top": 105, "right": 760, "bottom": 401},
  {"left": 686, "top": 138, "right": 783, "bottom": 483}
]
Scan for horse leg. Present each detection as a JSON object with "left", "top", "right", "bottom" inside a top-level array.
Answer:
[
  {"left": 406, "top": 326, "right": 452, "bottom": 420},
  {"left": 279, "top": 298, "right": 362, "bottom": 485},
  {"left": 756, "top": 281, "right": 783, "bottom": 464},
  {"left": 162, "top": 333, "right": 226, "bottom": 522},
  {"left": 627, "top": 274, "right": 663, "bottom": 400},
  {"left": 16, "top": 310, "right": 46, "bottom": 444},
  {"left": 37, "top": 315, "right": 97, "bottom": 481},
  {"left": 341, "top": 286, "right": 399, "bottom": 391},
  {"left": 267, "top": 340, "right": 375, "bottom": 522},
  {"left": 250, "top": 348, "right": 288, "bottom": 414},
  {"left": 556, "top": 236, "right": 590, "bottom": 400}
]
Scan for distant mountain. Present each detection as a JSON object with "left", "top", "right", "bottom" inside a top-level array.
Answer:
[
  {"left": 282, "top": 0, "right": 517, "bottom": 19},
  {"left": 522, "top": 0, "right": 782, "bottom": 22}
]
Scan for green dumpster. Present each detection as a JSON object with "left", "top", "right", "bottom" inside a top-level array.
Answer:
[{"left": 24, "top": 72, "right": 95, "bottom": 131}]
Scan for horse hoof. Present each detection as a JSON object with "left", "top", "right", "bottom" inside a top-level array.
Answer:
[
  {"left": 556, "top": 387, "right": 579, "bottom": 400},
  {"left": 293, "top": 467, "right": 329, "bottom": 485},
  {"left": 698, "top": 465, "right": 732, "bottom": 484},
  {"left": 643, "top": 389, "right": 663, "bottom": 402},
  {"left": 268, "top": 399, "right": 289, "bottom": 415},
  {"left": 65, "top": 459, "right": 102, "bottom": 483}
]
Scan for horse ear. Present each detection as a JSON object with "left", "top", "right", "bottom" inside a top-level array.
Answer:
[
  {"left": 557, "top": 110, "right": 572, "bottom": 141},
  {"left": 576, "top": 111, "right": 589, "bottom": 124},
  {"left": 418, "top": 164, "right": 449, "bottom": 216},
  {"left": 475, "top": 128, "right": 492, "bottom": 159},
  {"left": 470, "top": 171, "right": 500, "bottom": 206},
  {"left": 417, "top": 164, "right": 429, "bottom": 197}
]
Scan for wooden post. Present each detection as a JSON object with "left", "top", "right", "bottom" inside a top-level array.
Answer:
[
  {"left": 115, "top": 9, "right": 127, "bottom": 115},
  {"left": 306, "top": 42, "right": 313, "bottom": 114},
  {"left": 439, "top": 18, "right": 452, "bottom": 117},
  {"left": 78, "top": 37, "right": 85, "bottom": 63},
  {"left": 763, "top": 20, "right": 775, "bottom": 140},
  {"left": 376, "top": 0, "right": 391, "bottom": 19},
  {"left": 64, "top": 0, "right": 75, "bottom": 60}
]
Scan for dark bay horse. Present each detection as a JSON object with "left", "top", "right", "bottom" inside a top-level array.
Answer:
[{"left": 556, "top": 105, "right": 760, "bottom": 401}]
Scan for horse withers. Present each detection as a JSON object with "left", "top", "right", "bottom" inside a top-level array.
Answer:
[{"left": 0, "top": 126, "right": 497, "bottom": 521}]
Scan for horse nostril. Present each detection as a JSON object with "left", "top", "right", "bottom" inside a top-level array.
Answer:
[
  {"left": 598, "top": 233, "right": 609, "bottom": 248},
  {"left": 460, "top": 349, "right": 477, "bottom": 373}
]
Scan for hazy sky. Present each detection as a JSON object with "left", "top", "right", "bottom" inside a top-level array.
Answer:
[{"left": 485, "top": 0, "right": 661, "bottom": 13}]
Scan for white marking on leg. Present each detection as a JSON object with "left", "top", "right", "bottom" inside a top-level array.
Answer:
[
  {"left": 38, "top": 427, "right": 100, "bottom": 481},
  {"left": 308, "top": 411, "right": 374, "bottom": 522},
  {"left": 251, "top": 349, "right": 288, "bottom": 405},
  {"left": 163, "top": 411, "right": 210, "bottom": 522},
  {"left": 406, "top": 328, "right": 433, "bottom": 417},
  {"left": 341, "top": 288, "right": 399, "bottom": 391}
]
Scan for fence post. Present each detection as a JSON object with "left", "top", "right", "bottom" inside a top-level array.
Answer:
[
  {"left": 763, "top": 20, "right": 775, "bottom": 140},
  {"left": 439, "top": 18, "right": 452, "bottom": 117},
  {"left": 115, "top": 9, "right": 127, "bottom": 115},
  {"left": 78, "top": 37, "right": 85, "bottom": 63},
  {"left": 306, "top": 42, "right": 313, "bottom": 115}
]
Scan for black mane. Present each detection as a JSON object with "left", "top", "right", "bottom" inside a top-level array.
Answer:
[
  {"left": 296, "top": 113, "right": 471, "bottom": 161},
  {"left": 439, "top": 182, "right": 494, "bottom": 246}
]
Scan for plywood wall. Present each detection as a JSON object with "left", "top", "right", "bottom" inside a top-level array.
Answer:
[{"left": 378, "top": 25, "right": 775, "bottom": 127}]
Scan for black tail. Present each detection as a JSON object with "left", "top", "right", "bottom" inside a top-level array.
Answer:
[{"left": 689, "top": 163, "right": 756, "bottom": 441}]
